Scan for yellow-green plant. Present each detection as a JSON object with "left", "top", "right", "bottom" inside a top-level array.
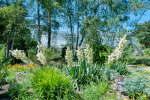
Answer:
[
  {"left": 0, "top": 44, "right": 6, "bottom": 66},
  {"left": 32, "top": 67, "right": 73, "bottom": 99}
]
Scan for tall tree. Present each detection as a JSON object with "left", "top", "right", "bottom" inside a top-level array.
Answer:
[
  {"left": 37, "top": 0, "right": 41, "bottom": 43},
  {"left": 40, "top": 0, "right": 60, "bottom": 47}
]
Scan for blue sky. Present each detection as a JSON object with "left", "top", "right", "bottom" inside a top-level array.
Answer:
[{"left": 132, "top": 10, "right": 150, "bottom": 23}]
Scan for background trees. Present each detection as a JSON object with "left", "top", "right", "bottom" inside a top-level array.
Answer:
[
  {"left": 0, "top": 0, "right": 150, "bottom": 63},
  {"left": 135, "top": 21, "right": 150, "bottom": 48}
]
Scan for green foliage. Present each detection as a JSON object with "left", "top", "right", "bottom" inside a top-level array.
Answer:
[
  {"left": 31, "top": 67, "right": 73, "bottom": 99},
  {"left": 43, "top": 47, "right": 60, "bottom": 62},
  {"left": 0, "top": 5, "right": 27, "bottom": 42},
  {"left": 135, "top": 21, "right": 150, "bottom": 48},
  {"left": 0, "top": 68, "right": 7, "bottom": 88},
  {"left": 110, "top": 61, "right": 129, "bottom": 75},
  {"left": 27, "top": 49, "right": 38, "bottom": 63},
  {"left": 121, "top": 44, "right": 134, "bottom": 63},
  {"left": 0, "top": 45, "right": 8, "bottom": 88},
  {"left": 129, "top": 56, "right": 150, "bottom": 66},
  {"left": 14, "top": 34, "right": 37, "bottom": 52},
  {"left": 144, "top": 48, "right": 150, "bottom": 56},
  {"left": 64, "top": 60, "right": 102, "bottom": 86},
  {"left": 0, "top": 44, "right": 5, "bottom": 67},
  {"left": 102, "top": 67, "right": 119, "bottom": 80},
  {"left": 82, "top": 81, "right": 117, "bottom": 100},
  {"left": 93, "top": 45, "right": 112, "bottom": 64},
  {"left": 61, "top": 46, "right": 67, "bottom": 59},
  {"left": 7, "top": 77, "right": 36, "bottom": 100},
  {"left": 124, "top": 75, "right": 149, "bottom": 98}
]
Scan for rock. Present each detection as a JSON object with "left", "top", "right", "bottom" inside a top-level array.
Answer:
[
  {"left": 16, "top": 72, "right": 26, "bottom": 83},
  {"left": 0, "top": 84, "right": 9, "bottom": 95},
  {"left": 111, "top": 74, "right": 126, "bottom": 92}
]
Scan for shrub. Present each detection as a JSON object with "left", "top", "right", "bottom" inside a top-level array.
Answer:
[
  {"left": 82, "top": 81, "right": 113, "bottom": 100},
  {"left": 93, "top": 45, "right": 111, "bottom": 64},
  {"left": 64, "top": 60, "right": 102, "bottom": 86},
  {"left": 27, "top": 49, "right": 38, "bottom": 63},
  {"left": 7, "top": 74, "right": 36, "bottom": 100},
  {"left": 0, "top": 68, "right": 7, "bottom": 88},
  {"left": 124, "top": 75, "right": 149, "bottom": 98},
  {"left": 109, "top": 61, "right": 129, "bottom": 75},
  {"left": 43, "top": 47, "right": 60, "bottom": 62},
  {"left": 61, "top": 46, "right": 67, "bottom": 59},
  {"left": 0, "top": 44, "right": 5, "bottom": 67},
  {"left": 102, "top": 67, "right": 119, "bottom": 80},
  {"left": 0, "top": 45, "right": 8, "bottom": 88},
  {"left": 31, "top": 67, "right": 73, "bottom": 99},
  {"left": 144, "top": 48, "right": 150, "bottom": 56}
]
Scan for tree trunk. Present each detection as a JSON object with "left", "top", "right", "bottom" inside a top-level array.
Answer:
[
  {"left": 68, "top": 0, "right": 74, "bottom": 56},
  {"left": 6, "top": 24, "right": 12, "bottom": 59},
  {"left": 48, "top": 12, "right": 51, "bottom": 48},
  {"left": 11, "top": 27, "right": 17, "bottom": 51},
  {"left": 76, "top": 0, "right": 80, "bottom": 50},
  {"left": 79, "top": 36, "right": 84, "bottom": 47},
  {"left": 37, "top": 0, "right": 41, "bottom": 43},
  {"left": 5, "top": 0, "right": 9, "bottom": 6}
]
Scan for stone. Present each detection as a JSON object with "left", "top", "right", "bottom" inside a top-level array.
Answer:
[
  {"left": 111, "top": 74, "right": 126, "bottom": 92},
  {"left": 16, "top": 72, "right": 26, "bottom": 83}
]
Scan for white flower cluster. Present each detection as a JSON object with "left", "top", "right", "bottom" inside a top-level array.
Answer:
[
  {"left": 10, "top": 49, "right": 33, "bottom": 64},
  {"left": 84, "top": 44, "right": 93, "bottom": 65},
  {"left": 36, "top": 43, "right": 47, "bottom": 65},
  {"left": 65, "top": 47, "right": 73, "bottom": 66},
  {"left": 108, "top": 35, "right": 127, "bottom": 65},
  {"left": 76, "top": 47, "right": 84, "bottom": 62}
]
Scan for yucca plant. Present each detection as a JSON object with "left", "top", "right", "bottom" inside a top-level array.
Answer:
[{"left": 63, "top": 60, "right": 102, "bottom": 86}]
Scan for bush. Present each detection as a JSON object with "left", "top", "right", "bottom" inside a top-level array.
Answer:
[
  {"left": 124, "top": 75, "right": 149, "bottom": 98},
  {"left": 93, "top": 45, "right": 112, "bottom": 64},
  {"left": 110, "top": 61, "right": 129, "bottom": 75},
  {"left": 0, "top": 44, "right": 5, "bottom": 67},
  {"left": 27, "top": 49, "right": 38, "bottom": 63},
  {"left": 61, "top": 46, "right": 67, "bottom": 59},
  {"left": 82, "top": 80, "right": 116, "bottom": 100},
  {"left": 31, "top": 67, "right": 73, "bottom": 99},
  {"left": 64, "top": 60, "right": 102, "bottom": 86},
  {"left": 102, "top": 66, "right": 119, "bottom": 80},
  {"left": 43, "top": 47, "right": 60, "bottom": 62},
  {"left": 0, "top": 68, "right": 7, "bottom": 88},
  {"left": 14, "top": 34, "right": 37, "bottom": 53},
  {"left": 129, "top": 56, "right": 150, "bottom": 66},
  {"left": 144, "top": 48, "right": 150, "bottom": 56},
  {"left": 0, "top": 45, "right": 8, "bottom": 88}
]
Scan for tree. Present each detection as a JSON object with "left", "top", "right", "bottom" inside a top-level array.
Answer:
[
  {"left": 37, "top": 0, "right": 41, "bottom": 43},
  {"left": 135, "top": 21, "right": 150, "bottom": 48},
  {"left": 40, "top": 0, "right": 61, "bottom": 48}
]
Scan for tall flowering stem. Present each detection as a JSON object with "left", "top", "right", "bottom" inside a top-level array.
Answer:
[
  {"left": 84, "top": 44, "right": 93, "bottom": 65},
  {"left": 36, "top": 43, "right": 46, "bottom": 65},
  {"left": 10, "top": 49, "right": 33, "bottom": 64},
  {"left": 76, "top": 47, "right": 84, "bottom": 62},
  {"left": 108, "top": 35, "right": 127, "bottom": 65},
  {"left": 65, "top": 47, "right": 73, "bottom": 66}
]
